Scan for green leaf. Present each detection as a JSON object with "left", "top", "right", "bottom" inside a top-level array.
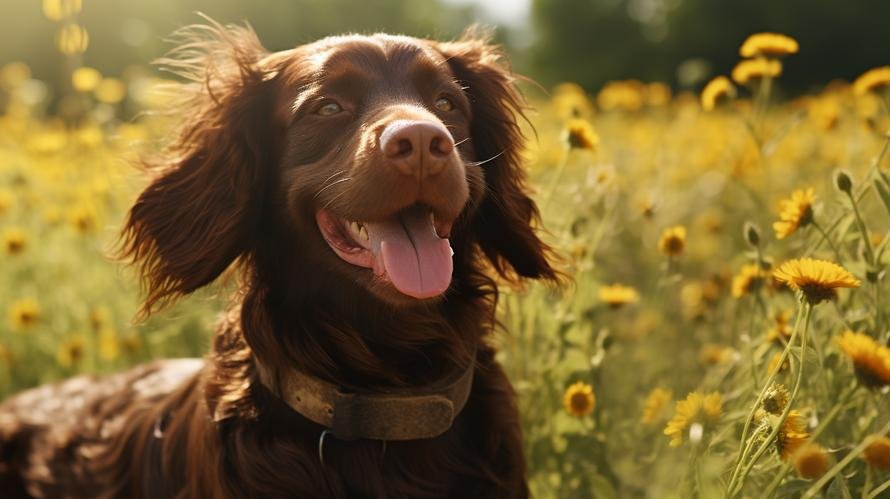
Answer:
[{"left": 874, "top": 175, "right": 890, "bottom": 217}]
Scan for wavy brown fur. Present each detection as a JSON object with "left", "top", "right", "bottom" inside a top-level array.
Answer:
[{"left": 0, "top": 19, "right": 556, "bottom": 498}]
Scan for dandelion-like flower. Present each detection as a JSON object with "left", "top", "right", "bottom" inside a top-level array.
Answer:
[
  {"left": 739, "top": 33, "right": 800, "bottom": 58},
  {"left": 773, "top": 188, "right": 815, "bottom": 239},
  {"left": 836, "top": 331, "right": 890, "bottom": 388},
  {"left": 658, "top": 225, "right": 686, "bottom": 256},
  {"left": 8, "top": 298, "right": 40, "bottom": 331},
  {"left": 762, "top": 384, "right": 790, "bottom": 415},
  {"left": 853, "top": 66, "right": 890, "bottom": 96},
  {"left": 599, "top": 284, "right": 639, "bottom": 308},
  {"left": 642, "top": 388, "right": 672, "bottom": 425},
  {"left": 664, "top": 391, "right": 722, "bottom": 447},
  {"left": 731, "top": 263, "right": 767, "bottom": 298},
  {"left": 3, "top": 227, "right": 27, "bottom": 255},
  {"left": 701, "top": 76, "right": 737, "bottom": 111},
  {"left": 767, "top": 352, "right": 790, "bottom": 375},
  {"left": 863, "top": 436, "right": 890, "bottom": 470},
  {"left": 732, "top": 58, "right": 783, "bottom": 85},
  {"left": 772, "top": 258, "right": 860, "bottom": 305},
  {"left": 564, "top": 119, "right": 599, "bottom": 150},
  {"left": 793, "top": 443, "right": 829, "bottom": 479},
  {"left": 57, "top": 335, "right": 87, "bottom": 368},
  {"left": 776, "top": 410, "right": 809, "bottom": 461},
  {"left": 563, "top": 381, "right": 596, "bottom": 417}
]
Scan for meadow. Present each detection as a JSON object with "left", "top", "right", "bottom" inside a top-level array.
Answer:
[{"left": 2, "top": 22, "right": 890, "bottom": 498}]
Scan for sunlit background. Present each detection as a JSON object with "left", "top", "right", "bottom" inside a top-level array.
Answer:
[{"left": 2, "top": 1, "right": 890, "bottom": 497}]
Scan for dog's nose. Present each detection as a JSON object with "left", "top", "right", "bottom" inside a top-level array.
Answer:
[{"left": 380, "top": 120, "right": 454, "bottom": 177}]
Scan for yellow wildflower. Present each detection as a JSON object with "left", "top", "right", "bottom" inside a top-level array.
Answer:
[
  {"left": 8, "top": 298, "right": 40, "bottom": 331},
  {"left": 563, "top": 381, "right": 596, "bottom": 417},
  {"left": 95, "top": 78, "right": 127, "bottom": 104},
  {"left": 776, "top": 410, "right": 810, "bottom": 461},
  {"left": 71, "top": 67, "right": 101, "bottom": 92},
  {"left": 731, "top": 263, "right": 767, "bottom": 298},
  {"left": 564, "top": 119, "right": 599, "bottom": 150},
  {"left": 762, "top": 384, "right": 790, "bottom": 415},
  {"left": 701, "top": 76, "right": 736, "bottom": 111},
  {"left": 837, "top": 331, "right": 890, "bottom": 388},
  {"left": 658, "top": 225, "right": 686, "bottom": 256},
  {"left": 57, "top": 335, "right": 87, "bottom": 368},
  {"left": 732, "top": 58, "right": 783, "bottom": 85},
  {"left": 773, "top": 258, "right": 860, "bottom": 305},
  {"left": 773, "top": 188, "right": 815, "bottom": 239},
  {"left": 597, "top": 80, "right": 646, "bottom": 112},
  {"left": 739, "top": 33, "right": 799, "bottom": 58},
  {"left": 642, "top": 388, "right": 673, "bottom": 425},
  {"left": 664, "top": 391, "right": 722, "bottom": 447},
  {"left": 863, "top": 436, "right": 890, "bottom": 470},
  {"left": 793, "top": 443, "right": 829, "bottom": 479},
  {"left": 56, "top": 23, "right": 89, "bottom": 55},
  {"left": 765, "top": 311, "right": 793, "bottom": 345},
  {"left": 699, "top": 344, "right": 733, "bottom": 365},
  {"left": 853, "top": 66, "right": 890, "bottom": 96},
  {"left": 3, "top": 227, "right": 27, "bottom": 255},
  {"left": 599, "top": 284, "right": 639, "bottom": 308}
]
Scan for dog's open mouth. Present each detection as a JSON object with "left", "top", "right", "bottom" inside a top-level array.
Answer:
[{"left": 316, "top": 204, "right": 454, "bottom": 299}]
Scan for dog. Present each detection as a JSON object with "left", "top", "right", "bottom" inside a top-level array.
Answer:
[{"left": 0, "top": 20, "right": 556, "bottom": 498}]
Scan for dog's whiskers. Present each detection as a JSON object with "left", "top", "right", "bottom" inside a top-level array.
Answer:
[
  {"left": 466, "top": 150, "right": 504, "bottom": 167},
  {"left": 314, "top": 177, "right": 353, "bottom": 199}
]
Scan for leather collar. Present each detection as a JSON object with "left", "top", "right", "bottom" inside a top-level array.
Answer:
[{"left": 255, "top": 349, "right": 476, "bottom": 441}]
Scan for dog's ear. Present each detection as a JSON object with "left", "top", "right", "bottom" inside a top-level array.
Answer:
[
  {"left": 121, "top": 20, "right": 279, "bottom": 316},
  {"left": 433, "top": 30, "right": 557, "bottom": 282}
]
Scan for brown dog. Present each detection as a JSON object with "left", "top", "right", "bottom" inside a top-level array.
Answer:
[{"left": 0, "top": 20, "right": 556, "bottom": 498}]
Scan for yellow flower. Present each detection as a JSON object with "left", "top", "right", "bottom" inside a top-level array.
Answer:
[
  {"left": 739, "top": 33, "right": 800, "bottom": 58},
  {"left": 773, "top": 188, "right": 815, "bottom": 239},
  {"left": 776, "top": 410, "right": 810, "bottom": 461},
  {"left": 701, "top": 76, "right": 737, "bottom": 111},
  {"left": 642, "top": 388, "right": 672, "bottom": 425},
  {"left": 597, "top": 80, "right": 645, "bottom": 112},
  {"left": 699, "top": 344, "right": 733, "bottom": 365},
  {"left": 564, "top": 119, "right": 599, "bottom": 150},
  {"left": 732, "top": 58, "right": 783, "bottom": 85},
  {"left": 0, "top": 189, "right": 12, "bottom": 216},
  {"left": 71, "top": 66, "right": 101, "bottom": 92},
  {"left": 837, "top": 331, "right": 890, "bottom": 388},
  {"left": 765, "top": 311, "right": 793, "bottom": 345},
  {"left": 863, "top": 436, "right": 890, "bottom": 470},
  {"left": 42, "top": 0, "right": 83, "bottom": 22},
  {"left": 69, "top": 203, "right": 98, "bottom": 234},
  {"left": 552, "top": 83, "right": 594, "bottom": 119},
  {"left": 658, "top": 225, "right": 686, "bottom": 256},
  {"left": 563, "top": 381, "right": 596, "bottom": 417},
  {"left": 599, "top": 284, "right": 639, "bottom": 308},
  {"left": 762, "top": 384, "right": 790, "bottom": 415},
  {"left": 646, "top": 82, "right": 672, "bottom": 107},
  {"left": 8, "top": 298, "right": 40, "bottom": 331},
  {"left": 3, "top": 227, "right": 27, "bottom": 255},
  {"left": 664, "top": 391, "right": 722, "bottom": 447},
  {"left": 57, "top": 334, "right": 87, "bottom": 368},
  {"left": 853, "top": 66, "right": 890, "bottom": 96},
  {"left": 773, "top": 258, "right": 860, "bottom": 305},
  {"left": 731, "top": 263, "right": 767, "bottom": 298},
  {"left": 793, "top": 443, "right": 829, "bottom": 479},
  {"left": 767, "top": 352, "right": 790, "bottom": 375}
]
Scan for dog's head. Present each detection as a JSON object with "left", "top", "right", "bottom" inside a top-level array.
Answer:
[{"left": 122, "top": 20, "right": 556, "bottom": 314}]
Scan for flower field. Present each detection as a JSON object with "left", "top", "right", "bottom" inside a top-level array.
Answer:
[{"left": 2, "top": 24, "right": 890, "bottom": 498}]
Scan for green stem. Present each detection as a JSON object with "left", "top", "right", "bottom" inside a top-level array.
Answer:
[
  {"left": 811, "top": 220, "right": 844, "bottom": 264},
  {"left": 731, "top": 303, "right": 811, "bottom": 498},
  {"left": 868, "top": 478, "right": 890, "bottom": 499},
  {"left": 803, "top": 421, "right": 890, "bottom": 499},
  {"left": 543, "top": 145, "right": 572, "bottom": 210},
  {"left": 846, "top": 190, "right": 876, "bottom": 265},
  {"left": 725, "top": 301, "right": 808, "bottom": 496},
  {"left": 758, "top": 382, "right": 859, "bottom": 499}
]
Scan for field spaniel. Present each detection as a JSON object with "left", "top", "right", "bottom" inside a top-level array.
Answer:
[{"left": 0, "top": 20, "right": 556, "bottom": 498}]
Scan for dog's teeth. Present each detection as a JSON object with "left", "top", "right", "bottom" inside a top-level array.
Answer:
[{"left": 358, "top": 225, "right": 368, "bottom": 241}]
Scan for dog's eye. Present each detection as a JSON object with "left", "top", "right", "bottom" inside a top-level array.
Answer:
[
  {"left": 317, "top": 101, "right": 343, "bottom": 116},
  {"left": 434, "top": 96, "right": 454, "bottom": 112}
]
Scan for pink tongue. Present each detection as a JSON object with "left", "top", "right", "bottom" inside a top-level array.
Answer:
[{"left": 366, "top": 206, "right": 453, "bottom": 299}]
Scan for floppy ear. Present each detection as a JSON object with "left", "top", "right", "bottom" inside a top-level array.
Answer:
[
  {"left": 434, "top": 32, "right": 557, "bottom": 282},
  {"left": 121, "top": 21, "right": 278, "bottom": 315}
]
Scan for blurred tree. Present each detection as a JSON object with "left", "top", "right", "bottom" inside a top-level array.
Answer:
[{"left": 531, "top": 0, "right": 890, "bottom": 93}]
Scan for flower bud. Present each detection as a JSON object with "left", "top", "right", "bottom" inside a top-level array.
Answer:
[
  {"left": 743, "top": 222, "right": 761, "bottom": 248},
  {"left": 834, "top": 169, "right": 853, "bottom": 193}
]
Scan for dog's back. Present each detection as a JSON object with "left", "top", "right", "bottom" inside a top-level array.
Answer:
[{"left": 0, "top": 359, "right": 203, "bottom": 498}]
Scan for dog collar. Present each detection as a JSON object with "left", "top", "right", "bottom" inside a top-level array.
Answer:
[{"left": 255, "top": 349, "right": 476, "bottom": 441}]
